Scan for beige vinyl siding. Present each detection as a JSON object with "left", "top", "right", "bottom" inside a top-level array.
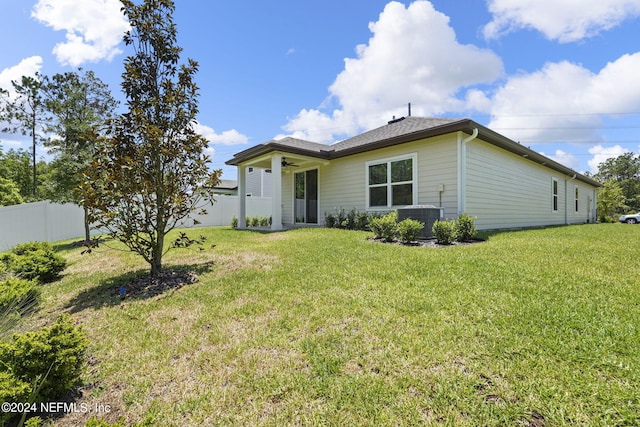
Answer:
[
  {"left": 465, "top": 139, "right": 594, "bottom": 229},
  {"left": 281, "top": 172, "right": 293, "bottom": 225},
  {"left": 318, "top": 135, "right": 459, "bottom": 223},
  {"left": 567, "top": 182, "right": 597, "bottom": 224}
]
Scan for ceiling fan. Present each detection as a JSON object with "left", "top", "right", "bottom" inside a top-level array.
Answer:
[{"left": 281, "top": 158, "right": 299, "bottom": 167}]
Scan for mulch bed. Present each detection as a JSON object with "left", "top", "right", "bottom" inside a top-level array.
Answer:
[
  {"left": 369, "top": 237, "right": 485, "bottom": 248},
  {"left": 117, "top": 268, "right": 199, "bottom": 299}
]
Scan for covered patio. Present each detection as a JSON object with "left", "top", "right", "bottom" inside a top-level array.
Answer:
[{"left": 229, "top": 143, "right": 329, "bottom": 230}]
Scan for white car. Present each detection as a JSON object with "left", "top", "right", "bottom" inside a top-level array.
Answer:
[{"left": 619, "top": 213, "right": 640, "bottom": 224}]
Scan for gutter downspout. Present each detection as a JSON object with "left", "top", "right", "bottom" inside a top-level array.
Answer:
[
  {"left": 458, "top": 128, "right": 479, "bottom": 215},
  {"left": 565, "top": 173, "right": 577, "bottom": 225}
]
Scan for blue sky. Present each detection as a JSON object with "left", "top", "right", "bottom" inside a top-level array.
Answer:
[{"left": 1, "top": 0, "right": 640, "bottom": 180}]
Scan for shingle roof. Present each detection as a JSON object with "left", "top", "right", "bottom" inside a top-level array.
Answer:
[
  {"left": 332, "top": 117, "right": 462, "bottom": 152},
  {"left": 215, "top": 179, "right": 238, "bottom": 190},
  {"left": 273, "top": 137, "right": 329, "bottom": 153},
  {"left": 226, "top": 117, "right": 462, "bottom": 165},
  {"left": 225, "top": 116, "right": 601, "bottom": 187}
]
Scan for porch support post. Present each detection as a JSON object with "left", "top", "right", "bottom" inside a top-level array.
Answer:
[
  {"left": 238, "top": 164, "right": 247, "bottom": 228},
  {"left": 271, "top": 153, "right": 283, "bottom": 230}
]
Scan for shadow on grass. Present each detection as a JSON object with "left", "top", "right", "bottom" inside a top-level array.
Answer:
[{"left": 64, "top": 262, "right": 214, "bottom": 314}]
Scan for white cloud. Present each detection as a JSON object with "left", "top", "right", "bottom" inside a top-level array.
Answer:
[
  {"left": 0, "top": 56, "right": 43, "bottom": 98},
  {"left": 1, "top": 58, "right": 43, "bottom": 148},
  {"left": 0, "top": 138, "right": 24, "bottom": 148},
  {"left": 193, "top": 122, "right": 249, "bottom": 146},
  {"left": 539, "top": 149, "right": 580, "bottom": 170},
  {"left": 204, "top": 146, "right": 216, "bottom": 158},
  {"left": 32, "top": 0, "right": 130, "bottom": 66},
  {"left": 484, "top": 0, "right": 640, "bottom": 42},
  {"left": 282, "top": 0, "right": 503, "bottom": 142},
  {"left": 587, "top": 144, "right": 629, "bottom": 174},
  {"left": 487, "top": 53, "right": 640, "bottom": 145}
]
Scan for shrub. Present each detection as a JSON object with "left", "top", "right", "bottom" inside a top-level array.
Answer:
[
  {"left": 325, "top": 208, "right": 370, "bottom": 230},
  {"left": 355, "top": 213, "right": 370, "bottom": 231},
  {"left": 369, "top": 211, "right": 398, "bottom": 242},
  {"left": 397, "top": 219, "right": 424, "bottom": 243},
  {"left": 250, "top": 216, "right": 260, "bottom": 227},
  {"left": 0, "top": 371, "right": 32, "bottom": 424},
  {"left": 324, "top": 212, "right": 337, "bottom": 228},
  {"left": 0, "top": 315, "right": 88, "bottom": 401},
  {"left": 0, "top": 277, "right": 41, "bottom": 316},
  {"left": 432, "top": 220, "right": 457, "bottom": 245},
  {"left": 85, "top": 414, "right": 155, "bottom": 427},
  {"left": 455, "top": 213, "right": 477, "bottom": 242},
  {"left": 231, "top": 216, "right": 238, "bottom": 228},
  {"left": 335, "top": 208, "right": 347, "bottom": 229},
  {"left": 2, "top": 242, "right": 66, "bottom": 283},
  {"left": 259, "top": 216, "right": 269, "bottom": 226},
  {"left": 340, "top": 208, "right": 357, "bottom": 230}
]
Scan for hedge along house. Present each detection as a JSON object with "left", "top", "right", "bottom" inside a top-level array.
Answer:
[{"left": 226, "top": 117, "right": 601, "bottom": 231}]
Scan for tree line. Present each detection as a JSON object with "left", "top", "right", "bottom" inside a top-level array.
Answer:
[
  {"left": 1, "top": 70, "right": 118, "bottom": 243},
  {"left": 592, "top": 152, "right": 640, "bottom": 222}
]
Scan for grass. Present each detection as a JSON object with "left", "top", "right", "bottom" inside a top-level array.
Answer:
[{"left": 12, "top": 224, "right": 640, "bottom": 425}]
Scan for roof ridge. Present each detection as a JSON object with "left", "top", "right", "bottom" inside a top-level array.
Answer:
[{"left": 332, "top": 116, "right": 464, "bottom": 151}]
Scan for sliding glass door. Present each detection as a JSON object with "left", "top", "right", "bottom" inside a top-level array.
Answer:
[{"left": 294, "top": 169, "right": 318, "bottom": 224}]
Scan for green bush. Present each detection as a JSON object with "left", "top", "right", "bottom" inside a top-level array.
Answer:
[
  {"left": 355, "top": 212, "right": 370, "bottom": 231},
  {"left": 369, "top": 212, "right": 398, "bottom": 242},
  {"left": 2, "top": 242, "right": 66, "bottom": 283},
  {"left": 0, "top": 315, "right": 87, "bottom": 401},
  {"left": 0, "top": 277, "right": 41, "bottom": 315},
  {"left": 397, "top": 219, "right": 424, "bottom": 243},
  {"left": 432, "top": 220, "right": 457, "bottom": 245},
  {"left": 325, "top": 208, "right": 370, "bottom": 231},
  {"left": 250, "top": 216, "right": 260, "bottom": 227},
  {"left": 259, "top": 216, "right": 269, "bottom": 226},
  {"left": 24, "top": 416, "right": 44, "bottom": 427},
  {"left": 85, "top": 414, "right": 155, "bottom": 427},
  {"left": 340, "top": 208, "right": 357, "bottom": 230},
  {"left": 231, "top": 216, "right": 238, "bottom": 228},
  {"left": 455, "top": 213, "right": 477, "bottom": 242},
  {"left": 324, "top": 212, "right": 337, "bottom": 228},
  {"left": 0, "top": 371, "right": 32, "bottom": 424}
]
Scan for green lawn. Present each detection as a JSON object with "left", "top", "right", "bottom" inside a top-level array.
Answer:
[{"left": 28, "top": 224, "right": 640, "bottom": 425}]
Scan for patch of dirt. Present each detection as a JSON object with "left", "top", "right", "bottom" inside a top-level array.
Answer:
[{"left": 521, "top": 410, "right": 547, "bottom": 427}]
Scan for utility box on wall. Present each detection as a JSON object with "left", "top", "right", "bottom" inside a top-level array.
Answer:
[{"left": 397, "top": 205, "right": 444, "bottom": 239}]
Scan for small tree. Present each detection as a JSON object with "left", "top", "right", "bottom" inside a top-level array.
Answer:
[
  {"left": 594, "top": 153, "right": 640, "bottom": 212},
  {"left": 82, "top": 0, "right": 221, "bottom": 277},
  {"left": 597, "top": 179, "right": 627, "bottom": 222}
]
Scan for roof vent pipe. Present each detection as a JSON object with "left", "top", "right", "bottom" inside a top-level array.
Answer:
[{"left": 408, "top": 102, "right": 412, "bottom": 117}]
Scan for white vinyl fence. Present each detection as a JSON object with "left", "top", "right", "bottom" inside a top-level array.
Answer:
[{"left": 0, "top": 196, "right": 271, "bottom": 251}]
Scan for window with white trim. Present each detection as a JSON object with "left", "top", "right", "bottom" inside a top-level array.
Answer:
[
  {"left": 552, "top": 178, "right": 559, "bottom": 212},
  {"left": 366, "top": 154, "right": 417, "bottom": 209}
]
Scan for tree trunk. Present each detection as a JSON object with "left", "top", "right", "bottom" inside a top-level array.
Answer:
[
  {"left": 83, "top": 205, "right": 91, "bottom": 244},
  {"left": 150, "top": 230, "right": 164, "bottom": 277},
  {"left": 32, "top": 127, "right": 37, "bottom": 199}
]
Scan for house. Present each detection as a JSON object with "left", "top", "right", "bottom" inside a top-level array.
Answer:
[
  {"left": 212, "top": 169, "right": 273, "bottom": 197},
  {"left": 212, "top": 179, "right": 238, "bottom": 196},
  {"left": 226, "top": 117, "right": 601, "bottom": 231},
  {"left": 244, "top": 167, "right": 273, "bottom": 197}
]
